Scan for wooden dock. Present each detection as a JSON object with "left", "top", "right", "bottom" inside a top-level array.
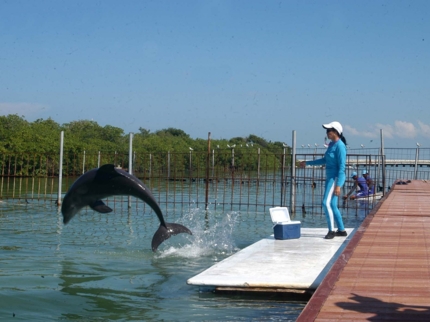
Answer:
[{"left": 297, "top": 180, "right": 430, "bottom": 321}]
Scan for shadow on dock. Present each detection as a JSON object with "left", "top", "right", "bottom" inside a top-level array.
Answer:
[{"left": 336, "top": 293, "right": 430, "bottom": 321}]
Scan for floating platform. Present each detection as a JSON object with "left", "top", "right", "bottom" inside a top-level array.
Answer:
[
  {"left": 354, "top": 191, "right": 384, "bottom": 201},
  {"left": 187, "top": 228, "right": 355, "bottom": 294}
]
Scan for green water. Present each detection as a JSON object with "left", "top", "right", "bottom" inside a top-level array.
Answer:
[{"left": 0, "top": 197, "right": 368, "bottom": 321}]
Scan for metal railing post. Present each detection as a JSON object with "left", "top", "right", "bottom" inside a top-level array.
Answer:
[
  {"left": 380, "top": 129, "right": 386, "bottom": 194},
  {"left": 57, "top": 131, "right": 64, "bottom": 206},
  {"left": 414, "top": 146, "right": 420, "bottom": 180},
  {"left": 290, "top": 130, "right": 296, "bottom": 213},
  {"left": 82, "top": 150, "right": 86, "bottom": 174},
  {"left": 167, "top": 151, "right": 170, "bottom": 179},
  {"left": 128, "top": 132, "right": 133, "bottom": 208},
  {"left": 281, "top": 147, "right": 286, "bottom": 206},
  {"left": 205, "top": 132, "right": 211, "bottom": 210},
  {"left": 257, "top": 148, "right": 261, "bottom": 183}
]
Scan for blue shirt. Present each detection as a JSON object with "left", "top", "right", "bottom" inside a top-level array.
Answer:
[
  {"left": 356, "top": 177, "right": 369, "bottom": 194},
  {"left": 305, "top": 139, "right": 347, "bottom": 187},
  {"left": 365, "top": 175, "right": 374, "bottom": 193}
]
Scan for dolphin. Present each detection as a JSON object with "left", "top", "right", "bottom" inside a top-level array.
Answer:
[{"left": 61, "top": 164, "right": 192, "bottom": 251}]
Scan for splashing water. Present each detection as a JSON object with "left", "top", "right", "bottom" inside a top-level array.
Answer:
[{"left": 157, "top": 207, "right": 241, "bottom": 259}]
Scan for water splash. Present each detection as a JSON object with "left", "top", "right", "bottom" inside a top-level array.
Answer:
[{"left": 157, "top": 207, "right": 241, "bottom": 259}]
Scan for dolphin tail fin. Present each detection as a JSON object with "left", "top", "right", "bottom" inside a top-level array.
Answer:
[{"left": 151, "top": 223, "right": 192, "bottom": 252}]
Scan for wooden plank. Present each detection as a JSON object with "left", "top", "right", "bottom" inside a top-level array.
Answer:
[{"left": 297, "top": 180, "right": 430, "bottom": 321}]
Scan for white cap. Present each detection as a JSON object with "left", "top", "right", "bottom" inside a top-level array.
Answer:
[{"left": 322, "top": 121, "right": 343, "bottom": 135}]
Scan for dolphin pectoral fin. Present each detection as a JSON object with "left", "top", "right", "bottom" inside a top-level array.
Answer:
[
  {"left": 151, "top": 223, "right": 192, "bottom": 252},
  {"left": 90, "top": 200, "right": 113, "bottom": 213}
]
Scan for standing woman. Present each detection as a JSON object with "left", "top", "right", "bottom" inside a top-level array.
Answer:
[{"left": 300, "top": 121, "right": 348, "bottom": 239}]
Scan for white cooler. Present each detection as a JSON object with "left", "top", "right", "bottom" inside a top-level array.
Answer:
[{"left": 269, "top": 207, "right": 301, "bottom": 240}]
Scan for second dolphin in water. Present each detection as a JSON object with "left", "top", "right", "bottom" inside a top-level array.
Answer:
[{"left": 61, "top": 164, "right": 192, "bottom": 251}]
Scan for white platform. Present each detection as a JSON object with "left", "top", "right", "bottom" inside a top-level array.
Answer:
[
  {"left": 187, "top": 228, "right": 355, "bottom": 291},
  {"left": 355, "top": 191, "right": 383, "bottom": 200}
]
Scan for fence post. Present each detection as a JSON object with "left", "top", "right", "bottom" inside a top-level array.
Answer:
[
  {"left": 414, "top": 145, "right": 420, "bottom": 180},
  {"left": 149, "top": 154, "right": 152, "bottom": 177},
  {"left": 290, "top": 130, "right": 296, "bottom": 213},
  {"left": 189, "top": 149, "right": 193, "bottom": 177},
  {"left": 205, "top": 132, "right": 211, "bottom": 210},
  {"left": 212, "top": 149, "right": 215, "bottom": 177},
  {"left": 380, "top": 129, "right": 386, "bottom": 194},
  {"left": 128, "top": 132, "right": 133, "bottom": 208},
  {"left": 82, "top": 150, "right": 86, "bottom": 174},
  {"left": 167, "top": 151, "right": 170, "bottom": 179},
  {"left": 57, "top": 131, "right": 64, "bottom": 206},
  {"left": 281, "top": 146, "right": 286, "bottom": 206},
  {"left": 257, "top": 148, "right": 261, "bottom": 183}
]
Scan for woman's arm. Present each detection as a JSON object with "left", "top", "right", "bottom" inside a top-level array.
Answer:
[
  {"left": 305, "top": 157, "right": 326, "bottom": 166},
  {"left": 336, "top": 144, "right": 347, "bottom": 188}
]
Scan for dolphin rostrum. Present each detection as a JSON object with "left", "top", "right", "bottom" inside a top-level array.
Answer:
[{"left": 61, "top": 164, "right": 192, "bottom": 251}]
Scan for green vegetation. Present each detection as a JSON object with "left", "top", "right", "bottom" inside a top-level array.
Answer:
[{"left": 0, "top": 114, "right": 291, "bottom": 176}]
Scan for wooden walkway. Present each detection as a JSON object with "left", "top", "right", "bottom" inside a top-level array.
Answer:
[{"left": 297, "top": 180, "right": 430, "bottom": 321}]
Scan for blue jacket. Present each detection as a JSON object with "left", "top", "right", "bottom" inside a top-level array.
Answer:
[
  {"left": 365, "top": 175, "right": 374, "bottom": 193},
  {"left": 305, "top": 140, "right": 347, "bottom": 187},
  {"left": 357, "top": 177, "right": 368, "bottom": 193}
]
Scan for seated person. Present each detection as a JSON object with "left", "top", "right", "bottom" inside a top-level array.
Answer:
[
  {"left": 343, "top": 171, "right": 369, "bottom": 200},
  {"left": 362, "top": 170, "right": 375, "bottom": 194}
]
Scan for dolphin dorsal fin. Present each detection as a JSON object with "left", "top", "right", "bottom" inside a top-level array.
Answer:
[{"left": 94, "top": 164, "right": 122, "bottom": 183}]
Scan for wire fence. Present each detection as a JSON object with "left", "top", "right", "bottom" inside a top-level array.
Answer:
[{"left": 1, "top": 148, "right": 429, "bottom": 215}]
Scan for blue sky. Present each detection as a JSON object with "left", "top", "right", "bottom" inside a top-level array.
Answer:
[{"left": 1, "top": 0, "right": 429, "bottom": 148}]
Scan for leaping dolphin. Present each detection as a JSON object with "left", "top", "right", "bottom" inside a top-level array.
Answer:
[{"left": 61, "top": 164, "right": 192, "bottom": 251}]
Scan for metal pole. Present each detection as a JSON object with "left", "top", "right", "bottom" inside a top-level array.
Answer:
[
  {"left": 128, "top": 132, "right": 133, "bottom": 208},
  {"left": 57, "top": 131, "right": 64, "bottom": 206},
  {"left": 167, "top": 151, "right": 170, "bottom": 179},
  {"left": 189, "top": 150, "right": 192, "bottom": 176},
  {"left": 129, "top": 133, "right": 133, "bottom": 175},
  {"left": 281, "top": 147, "right": 286, "bottom": 206},
  {"left": 380, "top": 129, "right": 386, "bottom": 194},
  {"left": 205, "top": 132, "right": 211, "bottom": 210},
  {"left": 290, "top": 130, "right": 297, "bottom": 213},
  {"left": 97, "top": 151, "right": 101, "bottom": 168},
  {"left": 149, "top": 154, "right": 152, "bottom": 177},
  {"left": 82, "top": 150, "right": 86, "bottom": 174},
  {"left": 257, "top": 148, "right": 261, "bottom": 182},
  {"left": 212, "top": 149, "right": 215, "bottom": 177},
  {"left": 414, "top": 146, "right": 419, "bottom": 180}
]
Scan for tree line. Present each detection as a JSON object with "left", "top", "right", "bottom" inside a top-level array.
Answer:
[{"left": 0, "top": 114, "right": 291, "bottom": 176}]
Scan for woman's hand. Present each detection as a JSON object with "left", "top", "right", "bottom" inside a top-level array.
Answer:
[{"left": 334, "top": 186, "right": 341, "bottom": 196}]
